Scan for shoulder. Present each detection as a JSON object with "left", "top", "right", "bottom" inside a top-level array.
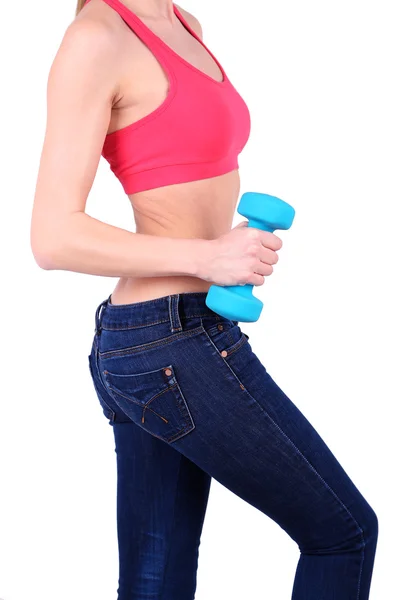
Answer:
[
  {"left": 49, "top": 2, "right": 125, "bottom": 81},
  {"left": 63, "top": 1, "right": 122, "bottom": 55},
  {"left": 47, "top": 4, "right": 122, "bottom": 101},
  {"left": 174, "top": 3, "right": 203, "bottom": 39}
]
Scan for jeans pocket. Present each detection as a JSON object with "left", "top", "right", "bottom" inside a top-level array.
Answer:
[
  {"left": 201, "top": 318, "right": 249, "bottom": 358},
  {"left": 101, "top": 364, "right": 195, "bottom": 443}
]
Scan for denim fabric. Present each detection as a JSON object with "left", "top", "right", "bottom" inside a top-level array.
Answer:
[{"left": 88, "top": 292, "right": 378, "bottom": 600}]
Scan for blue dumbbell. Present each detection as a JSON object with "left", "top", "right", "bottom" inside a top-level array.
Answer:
[{"left": 205, "top": 192, "right": 295, "bottom": 322}]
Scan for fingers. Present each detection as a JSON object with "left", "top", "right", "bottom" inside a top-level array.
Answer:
[
  {"left": 255, "top": 262, "right": 274, "bottom": 277},
  {"left": 253, "top": 231, "right": 281, "bottom": 273},
  {"left": 260, "top": 246, "right": 279, "bottom": 266},
  {"left": 248, "top": 272, "right": 266, "bottom": 286},
  {"left": 245, "top": 227, "right": 282, "bottom": 251},
  {"left": 240, "top": 262, "right": 272, "bottom": 287},
  {"left": 261, "top": 231, "right": 282, "bottom": 251},
  {"left": 240, "top": 232, "right": 279, "bottom": 287},
  {"left": 223, "top": 224, "right": 282, "bottom": 288}
]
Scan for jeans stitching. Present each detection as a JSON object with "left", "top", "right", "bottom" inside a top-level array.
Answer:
[
  {"left": 226, "top": 328, "right": 235, "bottom": 347},
  {"left": 241, "top": 383, "right": 366, "bottom": 577},
  {"left": 171, "top": 378, "right": 196, "bottom": 432},
  {"left": 227, "top": 333, "right": 248, "bottom": 356},
  {"left": 101, "top": 314, "right": 220, "bottom": 331},
  {"left": 98, "top": 324, "right": 204, "bottom": 358},
  {"left": 105, "top": 382, "right": 162, "bottom": 409},
  {"left": 168, "top": 296, "right": 174, "bottom": 332},
  {"left": 202, "top": 323, "right": 248, "bottom": 358},
  {"left": 200, "top": 324, "right": 248, "bottom": 389},
  {"left": 166, "top": 422, "right": 194, "bottom": 443},
  {"left": 172, "top": 295, "right": 183, "bottom": 332},
  {"left": 102, "top": 318, "right": 169, "bottom": 331},
  {"left": 103, "top": 374, "right": 195, "bottom": 443},
  {"left": 200, "top": 323, "right": 365, "bottom": 594}
]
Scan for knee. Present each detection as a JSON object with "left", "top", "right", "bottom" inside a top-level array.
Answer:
[
  {"left": 362, "top": 504, "right": 379, "bottom": 546},
  {"left": 346, "top": 502, "right": 378, "bottom": 552},
  {"left": 299, "top": 503, "right": 378, "bottom": 556}
]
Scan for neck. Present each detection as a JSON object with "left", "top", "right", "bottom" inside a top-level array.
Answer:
[{"left": 122, "top": 0, "right": 175, "bottom": 21}]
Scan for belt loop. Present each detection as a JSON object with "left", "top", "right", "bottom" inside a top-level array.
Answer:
[
  {"left": 94, "top": 296, "right": 110, "bottom": 335},
  {"left": 168, "top": 294, "right": 183, "bottom": 333}
]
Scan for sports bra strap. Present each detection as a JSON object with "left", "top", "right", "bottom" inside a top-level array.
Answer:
[{"left": 82, "top": 0, "right": 176, "bottom": 75}]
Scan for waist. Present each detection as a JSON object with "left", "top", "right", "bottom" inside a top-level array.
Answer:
[
  {"left": 111, "top": 275, "right": 211, "bottom": 305},
  {"left": 95, "top": 290, "right": 219, "bottom": 333}
]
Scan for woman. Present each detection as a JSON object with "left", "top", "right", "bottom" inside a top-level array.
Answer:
[{"left": 30, "top": 0, "right": 378, "bottom": 598}]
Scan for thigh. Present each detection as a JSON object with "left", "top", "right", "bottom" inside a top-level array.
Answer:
[
  {"left": 95, "top": 315, "right": 374, "bottom": 554},
  {"left": 113, "top": 421, "right": 212, "bottom": 598},
  {"left": 157, "top": 320, "right": 373, "bottom": 555}
]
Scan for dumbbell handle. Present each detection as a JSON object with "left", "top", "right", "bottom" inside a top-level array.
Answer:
[
  {"left": 222, "top": 218, "right": 276, "bottom": 296},
  {"left": 246, "top": 218, "right": 276, "bottom": 233},
  {"left": 206, "top": 192, "right": 295, "bottom": 321}
]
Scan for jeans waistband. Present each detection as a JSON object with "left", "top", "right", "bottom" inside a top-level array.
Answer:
[{"left": 94, "top": 291, "right": 226, "bottom": 334}]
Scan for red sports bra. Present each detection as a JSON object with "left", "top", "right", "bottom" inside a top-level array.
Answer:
[{"left": 84, "top": 0, "right": 251, "bottom": 194}]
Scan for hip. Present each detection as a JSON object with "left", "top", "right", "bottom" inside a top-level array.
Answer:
[{"left": 87, "top": 291, "right": 254, "bottom": 441}]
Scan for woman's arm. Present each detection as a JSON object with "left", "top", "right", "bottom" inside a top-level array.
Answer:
[{"left": 30, "top": 16, "right": 207, "bottom": 279}]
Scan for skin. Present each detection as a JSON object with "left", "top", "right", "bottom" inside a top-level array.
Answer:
[{"left": 30, "top": 0, "right": 282, "bottom": 304}]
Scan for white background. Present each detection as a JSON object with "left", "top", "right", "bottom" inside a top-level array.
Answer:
[{"left": 1, "top": 0, "right": 399, "bottom": 598}]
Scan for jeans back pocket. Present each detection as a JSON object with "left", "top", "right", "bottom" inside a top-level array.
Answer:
[{"left": 101, "top": 364, "right": 195, "bottom": 443}]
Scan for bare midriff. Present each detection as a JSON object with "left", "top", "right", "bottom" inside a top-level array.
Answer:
[
  {"left": 90, "top": 1, "right": 243, "bottom": 306},
  {"left": 110, "top": 169, "right": 240, "bottom": 305}
]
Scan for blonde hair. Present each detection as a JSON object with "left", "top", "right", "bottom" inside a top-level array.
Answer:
[{"left": 75, "top": 0, "right": 86, "bottom": 15}]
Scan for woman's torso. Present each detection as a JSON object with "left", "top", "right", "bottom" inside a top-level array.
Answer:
[{"left": 82, "top": 0, "right": 246, "bottom": 304}]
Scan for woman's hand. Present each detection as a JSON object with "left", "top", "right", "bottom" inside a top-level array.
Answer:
[{"left": 197, "top": 221, "right": 283, "bottom": 286}]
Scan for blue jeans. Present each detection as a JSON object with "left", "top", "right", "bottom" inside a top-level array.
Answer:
[{"left": 88, "top": 292, "right": 378, "bottom": 599}]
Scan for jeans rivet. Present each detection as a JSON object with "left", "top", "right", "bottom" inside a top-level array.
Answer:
[{"left": 221, "top": 350, "right": 228, "bottom": 358}]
